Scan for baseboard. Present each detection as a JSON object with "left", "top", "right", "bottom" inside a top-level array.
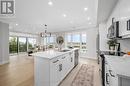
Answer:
[{"left": 0, "top": 60, "right": 9, "bottom": 65}]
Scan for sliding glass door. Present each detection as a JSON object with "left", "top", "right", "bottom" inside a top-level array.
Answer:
[
  {"left": 19, "top": 37, "right": 27, "bottom": 52},
  {"left": 28, "top": 38, "right": 36, "bottom": 50},
  {"left": 9, "top": 37, "right": 18, "bottom": 53}
]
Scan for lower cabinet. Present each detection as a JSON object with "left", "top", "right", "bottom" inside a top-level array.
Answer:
[
  {"left": 50, "top": 53, "right": 75, "bottom": 86},
  {"left": 50, "top": 57, "right": 60, "bottom": 86},
  {"left": 105, "top": 59, "right": 130, "bottom": 86}
]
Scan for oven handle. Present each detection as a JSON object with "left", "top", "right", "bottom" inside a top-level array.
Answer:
[
  {"left": 109, "top": 70, "right": 115, "bottom": 77},
  {"left": 106, "top": 73, "right": 109, "bottom": 85}
]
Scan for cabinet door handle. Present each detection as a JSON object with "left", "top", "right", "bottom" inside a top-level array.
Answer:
[
  {"left": 62, "top": 56, "right": 65, "bottom": 59},
  {"left": 109, "top": 70, "right": 115, "bottom": 77},
  {"left": 127, "top": 20, "right": 129, "bottom": 30},
  {"left": 106, "top": 73, "right": 109, "bottom": 85},
  {"left": 71, "top": 57, "right": 73, "bottom": 62},
  {"left": 127, "top": 20, "right": 130, "bottom": 31},
  {"left": 59, "top": 64, "right": 62, "bottom": 72},
  {"left": 53, "top": 60, "right": 59, "bottom": 63}
]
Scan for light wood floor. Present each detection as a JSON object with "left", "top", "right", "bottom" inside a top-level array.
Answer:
[{"left": 0, "top": 55, "right": 101, "bottom": 86}]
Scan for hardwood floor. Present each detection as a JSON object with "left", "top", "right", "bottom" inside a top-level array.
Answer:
[
  {"left": 0, "top": 55, "right": 101, "bottom": 86},
  {"left": 0, "top": 55, "right": 34, "bottom": 86}
]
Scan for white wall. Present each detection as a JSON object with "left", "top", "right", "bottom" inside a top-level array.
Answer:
[
  {"left": 99, "top": 23, "right": 109, "bottom": 51},
  {"left": 63, "top": 28, "right": 98, "bottom": 59},
  {"left": 85, "top": 28, "right": 97, "bottom": 59},
  {"left": 106, "top": 0, "right": 130, "bottom": 52},
  {"left": 0, "top": 22, "right": 9, "bottom": 65}
]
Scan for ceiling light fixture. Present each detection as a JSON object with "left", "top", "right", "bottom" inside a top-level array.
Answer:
[
  {"left": 70, "top": 21, "right": 73, "bottom": 24},
  {"left": 16, "top": 23, "right": 18, "bottom": 26},
  {"left": 63, "top": 14, "right": 67, "bottom": 17},
  {"left": 40, "top": 24, "right": 51, "bottom": 38},
  {"left": 87, "top": 17, "right": 90, "bottom": 21},
  {"left": 89, "top": 22, "right": 92, "bottom": 24},
  {"left": 48, "top": 1, "right": 53, "bottom": 6},
  {"left": 84, "top": 7, "right": 88, "bottom": 11}
]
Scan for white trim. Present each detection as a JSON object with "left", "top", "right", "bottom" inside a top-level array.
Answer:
[{"left": 0, "top": 60, "right": 9, "bottom": 65}]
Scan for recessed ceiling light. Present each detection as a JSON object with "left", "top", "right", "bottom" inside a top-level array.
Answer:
[
  {"left": 70, "top": 21, "right": 73, "bottom": 24},
  {"left": 48, "top": 1, "right": 53, "bottom": 6},
  {"left": 89, "top": 22, "right": 92, "bottom": 24},
  {"left": 63, "top": 14, "right": 67, "bottom": 17},
  {"left": 84, "top": 7, "right": 88, "bottom": 11},
  {"left": 16, "top": 23, "right": 18, "bottom": 26},
  {"left": 87, "top": 17, "right": 90, "bottom": 20}
]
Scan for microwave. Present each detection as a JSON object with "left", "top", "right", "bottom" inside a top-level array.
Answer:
[{"left": 107, "top": 21, "right": 121, "bottom": 39}]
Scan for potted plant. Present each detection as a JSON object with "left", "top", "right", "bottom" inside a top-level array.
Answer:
[{"left": 107, "top": 39, "right": 117, "bottom": 50}]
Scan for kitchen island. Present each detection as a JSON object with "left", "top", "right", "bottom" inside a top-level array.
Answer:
[{"left": 32, "top": 48, "right": 79, "bottom": 86}]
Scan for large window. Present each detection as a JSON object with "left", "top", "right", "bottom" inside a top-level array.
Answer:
[
  {"left": 19, "top": 37, "right": 27, "bottom": 52},
  {"left": 43, "top": 36, "right": 56, "bottom": 49},
  {"left": 81, "top": 33, "right": 87, "bottom": 53},
  {"left": 9, "top": 36, "right": 37, "bottom": 54},
  {"left": 9, "top": 37, "right": 18, "bottom": 53},
  {"left": 66, "top": 33, "right": 72, "bottom": 48},
  {"left": 65, "top": 32, "right": 87, "bottom": 54},
  {"left": 28, "top": 38, "right": 36, "bottom": 50},
  {"left": 72, "top": 34, "right": 80, "bottom": 48}
]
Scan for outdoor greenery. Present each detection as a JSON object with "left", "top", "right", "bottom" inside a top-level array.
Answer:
[
  {"left": 9, "top": 37, "right": 35, "bottom": 53},
  {"left": 107, "top": 39, "right": 117, "bottom": 46},
  {"left": 19, "top": 41, "right": 27, "bottom": 52},
  {"left": 9, "top": 37, "right": 18, "bottom": 53}
]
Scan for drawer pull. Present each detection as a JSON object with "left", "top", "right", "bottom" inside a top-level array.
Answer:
[
  {"left": 106, "top": 73, "right": 109, "bottom": 84},
  {"left": 62, "top": 56, "right": 66, "bottom": 59},
  {"left": 53, "top": 60, "right": 59, "bottom": 63}
]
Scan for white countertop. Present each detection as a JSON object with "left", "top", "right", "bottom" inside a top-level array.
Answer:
[
  {"left": 32, "top": 48, "right": 79, "bottom": 60},
  {"left": 105, "top": 55, "right": 130, "bottom": 77}
]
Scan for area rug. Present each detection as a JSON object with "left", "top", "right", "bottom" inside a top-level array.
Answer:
[{"left": 71, "top": 64, "right": 95, "bottom": 86}]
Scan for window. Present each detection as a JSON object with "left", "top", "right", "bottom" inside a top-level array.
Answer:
[
  {"left": 66, "top": 33, "right": 72, "bottom": 48},
  {"left": 9, "top": 37, "right": 18, "bottom": 53},
  {"left": 19, "top": 37, "right": 27, "bottom": 52},
  {"left": 81, "top": 33, "right": 87, "bottom": 53},
  {"left": 28, "top": 38, "right": 36, "bottom": 50},
  {"left": 49, "top": 36, "right": 55, "bottom": 43},
  {"left": 72, "top": 34, "right": 80, "bottom": 48},
  {"left": 65, "top": 32, "right": 87, "bottom": 54},
  {"left": 43, "top": 36, "right": 56, "bottom": 49},
  {"left": 67, "top": 34, "right": 71, "bottom": 42}
]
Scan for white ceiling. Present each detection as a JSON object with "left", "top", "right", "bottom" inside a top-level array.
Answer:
[
  {"left": 0, "top": 0, "right": 98, "bottom": 34},
  {"left": 97, "top": 0, "right": 119, "bottom": 24}
]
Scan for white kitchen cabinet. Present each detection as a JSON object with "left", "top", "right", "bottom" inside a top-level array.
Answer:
[
  {"left": 33, "top": 49, "right": 79, "bottom": 86},
  {"left": 119, "top": 76, "right": 130, "bottom": 86},
  {"left": 60, "top": 54, "right": 68, "bottom": 81},
  {"left": 69, "top": 51, "right": 74, "bottom": 71},
  {"left": 50, "top": 57, "right": 60, "bottom": 86},
  {"left": 105, "top": 55, "right": 130, "bottom": 86}
]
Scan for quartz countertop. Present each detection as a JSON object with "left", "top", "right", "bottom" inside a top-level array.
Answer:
[
  {"left": 32, "top": 48, "right": 79, "bottom": 60},
  {"left": 105, "top": 55, "right": 130, "bottom": 77}
]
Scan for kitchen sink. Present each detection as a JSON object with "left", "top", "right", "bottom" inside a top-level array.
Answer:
[{"left": 60, "top": 50, "right": 70, "bottom": 52}]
